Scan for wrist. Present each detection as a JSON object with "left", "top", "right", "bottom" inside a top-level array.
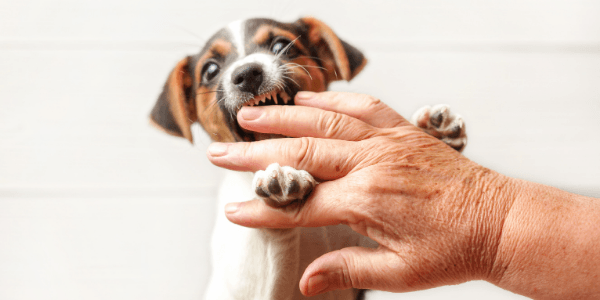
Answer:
[
  {"left": 487, "top": 179, "right": 600, "bottom": 298},
  {"left": 462, "top": 166, "right": 518, "bottom": 281}
]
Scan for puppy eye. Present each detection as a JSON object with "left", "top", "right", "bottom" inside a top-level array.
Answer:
[
  {"left": 201, "top": 61, "right": 220, "bottom": 82},
  {"left": 270, "top": 38, "right": 298, "bottom": 58}
]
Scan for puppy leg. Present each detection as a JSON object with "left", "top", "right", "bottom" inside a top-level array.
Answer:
[
  {"left": 253, "top": 163, "right": 317, "bottom": 207},
  {"left": 411, "top": 104, "right": 467, "bottom": 152}
]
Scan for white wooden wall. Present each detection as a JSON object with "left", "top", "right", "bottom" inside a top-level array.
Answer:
[{"left": 1, "top": 1, "right": 599, "bottom": 299}]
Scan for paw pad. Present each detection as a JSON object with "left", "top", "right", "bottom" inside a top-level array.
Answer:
[
  {"left": 411, "top": 104, "right": 467, "bottom": 152},
  {"left": 253, "top": 163, "right": 317, "bottom": 208}
]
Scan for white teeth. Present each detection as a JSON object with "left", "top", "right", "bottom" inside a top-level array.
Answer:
[
  {"left": 243, "top": 90, "right": 293, "bottom": 108},
  {"left": 281, "top": 91, "right": 290, "bottom": 104}
]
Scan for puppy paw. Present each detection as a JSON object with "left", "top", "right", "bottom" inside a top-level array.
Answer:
[
  {"left": 411, "top": 104, "right": 467, "bottom": 152},
  {"left": 253, "top": 163, "right": 317, "bottom": 208}
]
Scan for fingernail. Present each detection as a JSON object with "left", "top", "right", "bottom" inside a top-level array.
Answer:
[
  {"left": 296, "top": 91, "right": 316, "bottom": 101},
  {"left": 225, "top": 203, "right": 240, "bottom": 214},
  {"left": 240, "top": 106, "right": 263, "bottom": 121},
  {"left": 208, "top": 143, "right": 229, "bottom": 157},
  {"left": 307, "top": 274, "right": 329, "bottom": 295}
]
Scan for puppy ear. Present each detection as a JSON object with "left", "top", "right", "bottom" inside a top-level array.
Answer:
[
  {"left": 150, "top": 57, "right": 196, "bottom": 143},
  {"left": 298, "top": 17, "right": 367, "bottom": 82}
]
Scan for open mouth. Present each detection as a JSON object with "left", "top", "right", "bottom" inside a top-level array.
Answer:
[
  {"left": 231, "top": 87, "right": 298, "bottom": 141},
  {"left": 242, "top": 89, "right": 294, "bottom": 107}
]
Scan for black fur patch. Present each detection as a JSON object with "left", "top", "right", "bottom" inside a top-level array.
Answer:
[
  {"left": 151, "top": 82, "right": 184, "bottom": 136},
  {"left": 340, "top": 39, "right": 366, "bottom": 77},
  {"left": 356, "top": 289, "right": 368, "bottom": 300}
]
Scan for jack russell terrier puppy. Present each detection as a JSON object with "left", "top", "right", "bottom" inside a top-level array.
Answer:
[{"left": 150, "top": 17, "right": 467, "bottom": 300}]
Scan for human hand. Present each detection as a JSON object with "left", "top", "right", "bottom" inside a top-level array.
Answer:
[{"left": 206, "top": 91, "right": 516, "bottom": 296}]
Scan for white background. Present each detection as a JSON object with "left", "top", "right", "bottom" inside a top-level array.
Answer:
[{"left": 1, "top": 0, "right": 599, "bottom": 299}]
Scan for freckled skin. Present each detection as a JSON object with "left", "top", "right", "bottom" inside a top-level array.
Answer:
[{"left": 209, "top": 91, "right": 600, "bottom": 299}]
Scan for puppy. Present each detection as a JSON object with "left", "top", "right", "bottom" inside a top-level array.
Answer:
[{"left": 150, "top": 17, "right": 467, "bottom": 300}]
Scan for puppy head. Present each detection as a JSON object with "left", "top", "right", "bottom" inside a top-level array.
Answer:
[{"left": 150, "top": 17, "right": 367, "bottom": 143}]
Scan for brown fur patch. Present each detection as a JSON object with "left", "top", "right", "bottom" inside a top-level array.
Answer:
[
  {"left": 291, "top": 56, "right": 328, "bottom": 92},
  {"left": 194, "top": 39, "right": 232, "bottom": 82},
  {"left": 195, "top": 86, "right": 236, "bottom": 142},
  {"left": 167, "top": 57, "right": 194, "bottom": 142},
  {"left": 190, "top": 38, "right": 236, "bottom": 142},
  {"left": 301, "top": 17, "right": 351, "bottom": 81},
  {"left": 252, "top": 25, "right": 308, "bottom": 53}
]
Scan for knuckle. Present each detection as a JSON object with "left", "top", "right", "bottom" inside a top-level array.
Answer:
[
  {"left": 239, "top": 142, "right": 254, "bottom": 159},
  {"left": 360, "top": 94, "right": 383, "bottom": 110},
  {"left": 338, "top": 251, "right": 360, "bottom": 289},
  {"left": 318, "top": 111, "right": 345, "bottom": 138},
  {"left": 292, "top": 137, "right": 315, "bottom": 170}
]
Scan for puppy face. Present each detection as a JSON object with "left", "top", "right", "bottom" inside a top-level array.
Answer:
[{"left": 150, "top": 17, "right": 367, "bottom": 143}]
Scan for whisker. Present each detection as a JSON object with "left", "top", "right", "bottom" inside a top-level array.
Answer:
[
  {"left": 295, "top": 64, "right": 328, "bottom": 71},
  {"left": 201, "top": 92, "right": 232, "bottom": 117},
  {"left": 285, "top": 63, "right": 312, "bottom": 80},
  {"left": 196, "top": 89, "right": 225, "bottom": 95},
  {"left": 281, "top": 75, "right": 301, "bottom": 88},
  {"left": 201, "top": 99, "right": 220, "bottom": 116}
]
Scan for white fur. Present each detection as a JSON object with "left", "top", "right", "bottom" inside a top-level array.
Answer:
[
  {"left": 204, "top": 170, "right": 374, "bottom": 300},
  {"left": 411, "top": 104, "right": 467, "bottom": 151},
  {"left": 227, "top": 20, "right": 246, "bottom": 57},
  {"left": 253, "top": 163, "right": 317, "bottom": 207},
  {"left": 222, "top": 53, "right": 284, "bottom": 111}
]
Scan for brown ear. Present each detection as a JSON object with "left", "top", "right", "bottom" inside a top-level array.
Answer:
[
  {"left": 298, "top": 17, "right": 367, "bottom": 82},
  {"left": 150, "top": 57, "right": 196, "bottom": 143}
]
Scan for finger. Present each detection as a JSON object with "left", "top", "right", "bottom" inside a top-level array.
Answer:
[
  {"left": 295, "top": 91, "right": 411, "bottom": 128},
  {"left": 299, "top": 247, "right": 409, "bottom": 296},
  {"left": 237, "top": 105, "right": 378, "bottom": 141},
  {"left": 225, "top": 180, "right": 355, "bottom": 228},
  {"left": 207, "top": 138, "right": 361, "bottom": 180}
]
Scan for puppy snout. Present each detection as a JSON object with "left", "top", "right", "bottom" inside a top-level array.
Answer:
[{"left": 232, "top": 63, "right": 264, "bottom": 96}]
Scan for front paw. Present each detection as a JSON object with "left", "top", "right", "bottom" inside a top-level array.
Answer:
[
  {"left": 253, "top": 163, "right": 317, "bottom": 208},
  {"left": 411, "top": 104, "right": 467, "bottom": 152}
]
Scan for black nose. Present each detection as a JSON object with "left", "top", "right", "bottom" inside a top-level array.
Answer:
[{"left": 231, "top": 63, "right": 264, "bottom": 95}]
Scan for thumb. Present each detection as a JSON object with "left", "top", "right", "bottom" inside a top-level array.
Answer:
[{"left": 299, "top": 247, "right": 407, "bottom": 296}]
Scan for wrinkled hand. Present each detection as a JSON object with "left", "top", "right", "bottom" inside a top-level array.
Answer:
[{"left": 207, "top": 91, "right": 515, "bottom": 296}]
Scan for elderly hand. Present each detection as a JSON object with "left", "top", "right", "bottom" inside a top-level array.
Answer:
[
  {"left": 206, "top": 91, "right": 514, "bottom": 295},
  {"left": 206, "top": 91, "right": 600, "bottom": 299}
]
